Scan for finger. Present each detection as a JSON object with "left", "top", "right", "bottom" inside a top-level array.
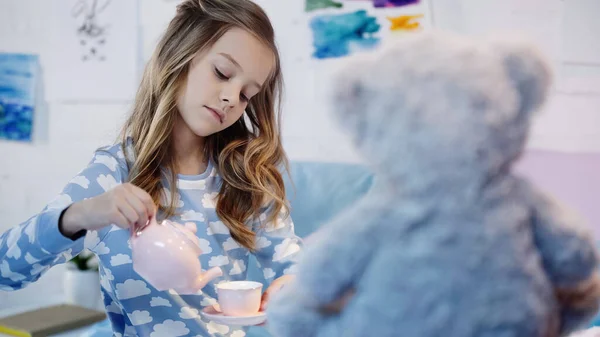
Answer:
[
  {"left": 260, "top": 290, "right": 271, "bottom": 311},
  {"left": 211, "top": 303, "right": 222, "bottom": 313},
  {"left": 260, "top": 278, "right": 289, "bottom": 311},
  {"left": 123, "top": 191, "right": 149, "bottom": 228},
  {"left": 126, "top": 184, "right": 156, "bottom": 218},
  {"left": 260, "top": 291, "right": 269, "bottom": 311},
  {"left": 117, "top": 201, "right": 139, "bottom": 228},
  {"left": 112, "top": 212, "right": 131, "bottom": 230}
]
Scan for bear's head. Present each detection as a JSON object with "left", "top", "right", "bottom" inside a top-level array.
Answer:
[{"left": 331, "top": 32, "right": 551, "bottom": 194}]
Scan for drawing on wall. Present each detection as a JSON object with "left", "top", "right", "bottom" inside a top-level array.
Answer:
[
  {"left": 387, "top": 14, "right": 423, "bottom": 31},
  {"left": 306, "top": 0, "right": 430, "bottom": 60},
  {"left": 310, "top": 10, "right": 381, "bottom": 59},
  {"left": 0, "top": 54, "right": 38, "bottom": 142},
  {"left": 373, "top": 0, "right": 420, "bottom": 7},
  {"left": 45, "top": 0, "right": 138, "bottom": 102},
  {"left": 335, "top": 0, "right": 420, "bottom": 8},
  {"left": 71, "top": 0, "right": 112, "bottom": 62},
  {"left": 306, "top": 0, "right": 343, "bottom": 12}
]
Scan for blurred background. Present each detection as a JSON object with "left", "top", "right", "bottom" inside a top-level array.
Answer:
[{"left": 0, "top": 0, "right": 599, "bottom": 319}]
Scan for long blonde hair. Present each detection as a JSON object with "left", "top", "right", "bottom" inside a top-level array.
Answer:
[{"left": 120, "top": 0, "right": 288, "bottom": 251}]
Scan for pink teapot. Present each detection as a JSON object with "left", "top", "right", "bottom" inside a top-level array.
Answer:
[{"left": 131, "top": 217, "right": 223, "bottom": 294}]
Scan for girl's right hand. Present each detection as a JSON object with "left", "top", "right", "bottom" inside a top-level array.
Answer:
[{"left": 60, "top": 183, "right": 156, "bottom": 237}]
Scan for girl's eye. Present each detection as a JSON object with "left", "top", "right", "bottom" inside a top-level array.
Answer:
[
  {"left": 240, "top": 93, "right": 249, "bottom": 102},
  {"left": 215, "top": 68, "right": 229, "bottom": 80}
]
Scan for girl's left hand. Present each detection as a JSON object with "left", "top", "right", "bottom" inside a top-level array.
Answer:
[{"left": 260, "top": 274, "right": 295, "bottom": 311}]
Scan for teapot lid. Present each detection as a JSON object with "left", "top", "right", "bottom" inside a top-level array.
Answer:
[{"left": 162, "top": 220, "right": 202, "bottom": 251}]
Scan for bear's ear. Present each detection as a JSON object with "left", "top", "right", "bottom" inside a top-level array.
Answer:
[
  {"left": 335, "top": 76, "right": 364, "bottom": 103},
  {"left": 498, "top": 39, "right": 552, "bottom": 117},
  {"left": 328, "top": 59, "right": 368, "bottom": 128},
  {"left": 331, "top": 61, "right": 365, "bottom": 104}
]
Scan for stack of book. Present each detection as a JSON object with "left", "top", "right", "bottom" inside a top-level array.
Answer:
[{"left": 0, "top": 304, "right": 106, "bottom": 337}]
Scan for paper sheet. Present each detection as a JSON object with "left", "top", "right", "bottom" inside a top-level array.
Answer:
[{"left": 44, "top": 0, "right": 139, "bottom": 102}]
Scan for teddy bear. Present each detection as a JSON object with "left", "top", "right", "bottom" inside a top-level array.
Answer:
[{"left": 266, "top": 31, "right": 600, "bottom": 337}]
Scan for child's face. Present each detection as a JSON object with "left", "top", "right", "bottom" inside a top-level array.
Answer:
[{"left": 176, "top": 27, "right": 275, "bottom": 137}]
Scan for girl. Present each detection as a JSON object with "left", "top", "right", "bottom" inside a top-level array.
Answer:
[{"left": 0, "top": 0, "right": 302, "bottom": 335}]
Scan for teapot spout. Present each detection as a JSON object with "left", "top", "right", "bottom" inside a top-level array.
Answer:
[{"left": 193, "top": 267, "right": 223, "bottom": 291}]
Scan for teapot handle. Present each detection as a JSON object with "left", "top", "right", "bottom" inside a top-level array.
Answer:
[{"left": 131, "top": 217, "right": 152, "bottom": 239}]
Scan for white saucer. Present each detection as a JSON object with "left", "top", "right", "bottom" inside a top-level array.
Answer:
[{"left": 201, "top": 306, "right": 267, "bottom": 326}]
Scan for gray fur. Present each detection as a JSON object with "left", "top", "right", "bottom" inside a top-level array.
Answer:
[{"left": 267, "top": 31, "right": 600, "bottom": 337}]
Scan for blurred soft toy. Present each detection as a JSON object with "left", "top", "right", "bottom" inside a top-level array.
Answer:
[{"left": 267, "top": 31, "right": 600, "bottom": 337}]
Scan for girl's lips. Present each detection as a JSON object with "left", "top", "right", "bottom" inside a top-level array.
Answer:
[{"left": 205, "top": 106, "right": 224, "bottom": 124}]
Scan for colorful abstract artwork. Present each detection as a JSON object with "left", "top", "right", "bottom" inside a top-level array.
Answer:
[
  {"left": 306, "top": 0, "right": 343, "bottom": 12},
  {"left": 0, "top": 53, "right": 38, "bottom": 142},
  {"left": 330, "top": 0, "right": 420, "bottom": 8},
  {"left": 374, "top": 0, "right": 420, "bottom": 8},
  {"left": 310, "top": 10, "right": 381, "bottom": 59},
  {"left": 387, "top": 14, "right": 423, "bottom": 31}
]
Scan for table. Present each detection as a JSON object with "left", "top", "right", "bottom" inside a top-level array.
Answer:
[{"left": 0, "top": 296, "right": 98, "bottom": 337}]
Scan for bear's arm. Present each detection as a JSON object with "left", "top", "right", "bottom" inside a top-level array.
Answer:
[
  {"left": 524, "top": 182, "right": 598, "bottom": 288},
  {"left": 291, "top": 195, "right": 386, "bottom": 307},
  {"left": 266, "top": 196, "right": 383, "bottom": 337},
  {"left": 521, "top": 181, "right": 600, "bottom": 333}
]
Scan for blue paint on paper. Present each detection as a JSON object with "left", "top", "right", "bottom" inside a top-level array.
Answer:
[
  {"left": 310, "top": 10, "right": 381, "bottom": 59},
  {"left": 0, "top": 53, "right": 38, "bottom": 142}
]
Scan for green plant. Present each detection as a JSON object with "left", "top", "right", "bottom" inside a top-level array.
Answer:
[{"left": 68, "top": 250, "right": 99, "bottom": 271}]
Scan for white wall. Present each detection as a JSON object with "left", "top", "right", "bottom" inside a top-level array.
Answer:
[
  {"left": 0, "top": 103, "right": 127, "bottom": 309},
  {"left": 1, "top": 0, "right": 599, "bottom": 309}
]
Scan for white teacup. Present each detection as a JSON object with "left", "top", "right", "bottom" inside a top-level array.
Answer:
[{"left": 216, "top": 281, "right": 263, "bottom": 316}]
